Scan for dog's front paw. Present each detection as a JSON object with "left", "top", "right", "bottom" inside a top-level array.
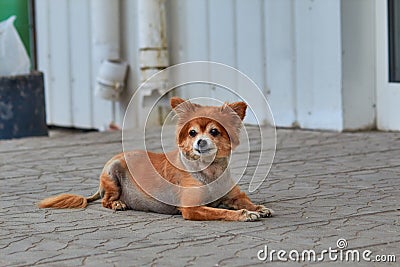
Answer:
[
  {"left": 256, "top": 205, "right": 274, "bottom": 218},
  {"left": 111, "top": 200, "right": 127, "bottom": 211},
  {"left": 239, "top": 209, "right": 261, "bottom": 222}
]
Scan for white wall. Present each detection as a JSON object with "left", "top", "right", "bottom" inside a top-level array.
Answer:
[
  {"left": 341, "top": 0, "right": 376, "bottom": 130},
  {"left": 166, "top": 0, "right": 345, "bottom": 130},
  {"left": 294, "top": 0, "right": 343, "bottom": 130},
  {"left": 35, "top": 0, "right": 117, "bottom": 129},
  {"left": 119, "top": 0, "right": 141, "bottom": 127},
  {"left": 35, "top": 0, "right": 380, "bottom": 131}
]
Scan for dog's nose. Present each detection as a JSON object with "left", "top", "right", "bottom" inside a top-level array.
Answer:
[{"left": 197, "top": 139, "right": 208, "bottom": 148}]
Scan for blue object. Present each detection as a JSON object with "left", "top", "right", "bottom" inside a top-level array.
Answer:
[{"left": 0, "top": 72, "right": 48, "bottom": 139}]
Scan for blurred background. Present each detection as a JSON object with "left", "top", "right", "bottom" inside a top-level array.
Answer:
[{"left": 1, "top": 0, "right": 399, "bottom": 138}]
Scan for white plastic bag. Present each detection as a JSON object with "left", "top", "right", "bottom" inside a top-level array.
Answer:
[{"left": 0, "top": 16, "right": 30, "bottom": 76}]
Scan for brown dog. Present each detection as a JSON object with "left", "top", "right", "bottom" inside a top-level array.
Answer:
[{"left": 38, "top": 97, "right": 274, "bottom": 221}]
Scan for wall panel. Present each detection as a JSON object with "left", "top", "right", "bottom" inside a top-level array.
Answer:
[{"left": 35, "top": 0, "right": 114, "bottom": 129}]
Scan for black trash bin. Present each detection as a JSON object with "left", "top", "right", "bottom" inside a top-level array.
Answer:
[{"left": 0, "top": 71, "right": 48, "bottom": 139}]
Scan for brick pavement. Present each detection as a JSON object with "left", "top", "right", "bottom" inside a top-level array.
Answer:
[{"left": 0, "top": 127, "right": 399, "bottom": 266}]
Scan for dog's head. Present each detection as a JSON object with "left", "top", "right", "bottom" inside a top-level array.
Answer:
[{"left": 170, "top": 97, "right": 247, "bottom": 160}]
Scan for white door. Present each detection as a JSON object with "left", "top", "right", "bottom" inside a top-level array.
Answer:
[{"left": 376, "top": 0, "right": 400, "bottom": 130}]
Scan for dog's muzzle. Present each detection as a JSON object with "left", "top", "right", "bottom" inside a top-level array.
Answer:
[{"left": 193, "top": 137, "right": 216, "bottom": 155}]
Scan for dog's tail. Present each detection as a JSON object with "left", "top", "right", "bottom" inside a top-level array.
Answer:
[{"left": 37, "top": 190, "right": 101, "bottom": 209}]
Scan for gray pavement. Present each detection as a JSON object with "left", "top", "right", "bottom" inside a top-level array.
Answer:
[{"left": 0, "top": 127, "right": 399, "bottom": 266}]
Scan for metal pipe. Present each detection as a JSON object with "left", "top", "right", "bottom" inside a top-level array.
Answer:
[
  {"left": 90, "top": 0, "right": 120, "bottom": 62},
  {"left": 137, "top": 0, "right": 169, "bottom": 126},
  {"left": 91, "top": 0, "right": 127, "bottom": 126},
  {"left": 138, "top": 0, "right": 169, "bottom": 81}
]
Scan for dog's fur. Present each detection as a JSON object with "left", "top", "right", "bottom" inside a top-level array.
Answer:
[{"left": 38, "top": 97, "right": 273, "bottom": 221}]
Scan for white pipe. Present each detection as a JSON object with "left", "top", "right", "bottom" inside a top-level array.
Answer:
[
  {"left": 137, "top": 0, "right": 170, "bottom": 126},
  {"left": 90, "top": 0, "right": 120, "bottom": 61},
  {"left": 137, "top": 0, "right": 169, "bottom": 81},
  {"left": 91, "top": 0, "right": 127, "bottom": 126}
]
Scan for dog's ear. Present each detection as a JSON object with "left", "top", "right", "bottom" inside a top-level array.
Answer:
[
  {"left": 227, "top": 101, "right": 247, "bottom": 121},
  {"left": 170, "top": 97, "right": 186, "bottom": 109},
  {"left": 170, "top": 97, "right": 199, "bottom": 115}
]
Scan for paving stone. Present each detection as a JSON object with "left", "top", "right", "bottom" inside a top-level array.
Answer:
[{"left": 1, "top": 128, "right": 399, "bottom": 266}]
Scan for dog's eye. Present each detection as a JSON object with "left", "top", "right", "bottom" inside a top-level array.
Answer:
[
  {"left": 209, "top": 128, "right": 220, "bottom": 137},
  {"left": 189, "top": 129, "right": 197, "bottom": 137}
]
